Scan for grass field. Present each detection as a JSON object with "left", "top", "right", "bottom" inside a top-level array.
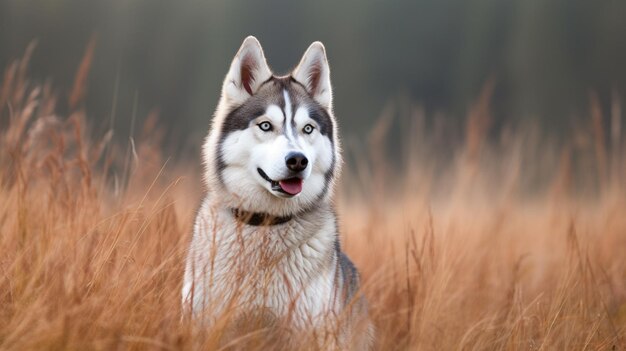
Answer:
[{"left": 1, "top": 47, "right": 625, "bottom": 350}]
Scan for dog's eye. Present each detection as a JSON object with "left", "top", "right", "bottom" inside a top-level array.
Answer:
[
  {"left": 258, "top": 122, "right": 272, "bottom": 132},
  {"left": 303, "top": 124, "right": 315, "bottom": 134}
]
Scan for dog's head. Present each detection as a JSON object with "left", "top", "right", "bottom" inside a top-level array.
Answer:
[{"left": 203, "top": 36, "right": 341, "bottom": 216}]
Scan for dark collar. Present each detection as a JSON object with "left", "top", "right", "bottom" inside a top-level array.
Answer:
[{"left": 231, "top": 208, "right": 293, "bottom": 226}]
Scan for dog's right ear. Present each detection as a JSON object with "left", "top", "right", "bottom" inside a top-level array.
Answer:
[
  {"left": 292, "top": 42, "right": 332, "bottom": 111},
  {"left": 222, "top": 36, "right": 272, "bottom": 104}
]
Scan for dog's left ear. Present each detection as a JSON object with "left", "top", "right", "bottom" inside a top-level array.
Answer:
[
  {"left": 223, "top": 36, "right": 273, "bottom": 104},
  {"left": 292, "top": 42, "right": 332, "bottom": 110}
]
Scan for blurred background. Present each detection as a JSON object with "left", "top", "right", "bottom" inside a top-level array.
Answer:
[{"left": 1, "top": 0, "right": 626, "bottom": 156}]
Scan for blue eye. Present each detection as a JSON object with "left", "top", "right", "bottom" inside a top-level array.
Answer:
[
  {"left": 303, "top": 124, "right": 314, "bottom": 134},
  {"left": 258, "top": 122, "right": 272, "bottom": 132}
]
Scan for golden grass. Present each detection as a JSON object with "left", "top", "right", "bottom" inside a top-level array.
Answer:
[{"left": 1, "top": 47, "right": 625, "bottom": 350}]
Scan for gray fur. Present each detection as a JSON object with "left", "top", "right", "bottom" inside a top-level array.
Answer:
[{"left": 182, "top": 36, "right": 373, "bottom": 349}]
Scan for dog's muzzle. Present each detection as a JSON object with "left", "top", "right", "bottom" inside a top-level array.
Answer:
[{"left": 257, "top": 168, "right": 304, "bottom": 196}]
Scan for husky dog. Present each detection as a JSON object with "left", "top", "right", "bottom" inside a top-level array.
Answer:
[{"left": 182, "top": 36, "right": 372, "bottom": 349}]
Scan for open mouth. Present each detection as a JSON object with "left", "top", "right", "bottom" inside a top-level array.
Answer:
[{"left": 257, "top": 168, "right": 303, "bottom": 196}]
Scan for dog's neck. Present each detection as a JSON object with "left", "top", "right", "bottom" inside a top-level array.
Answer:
[{"left": 231, "top": 208, "right": 293, "bottom": 226}]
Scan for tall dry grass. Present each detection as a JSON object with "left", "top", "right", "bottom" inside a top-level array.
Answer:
[{"left": 1, "top": 46, "right": 625, "bottom": 350}]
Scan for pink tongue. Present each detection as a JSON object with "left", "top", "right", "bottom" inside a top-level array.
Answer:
[{"left": 279, "top": 178, "right": 303, "bottom": 195}]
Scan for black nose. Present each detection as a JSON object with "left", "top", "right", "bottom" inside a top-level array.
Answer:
[{"left": 285, "top": 152, "right": 308, "bottom": 172}]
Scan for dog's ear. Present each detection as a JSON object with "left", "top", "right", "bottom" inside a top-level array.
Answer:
[
  {"left": 223, "top": 36, "right": 272, "bottom": 104},
  {"left": 292, "top": 42, "right": 332, "bottom": 110}
]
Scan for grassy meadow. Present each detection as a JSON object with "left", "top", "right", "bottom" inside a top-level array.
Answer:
[{"left": 1, "top": 46, "right": 625, "bottom": 350}]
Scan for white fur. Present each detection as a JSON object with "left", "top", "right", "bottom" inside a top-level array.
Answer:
[
  {"left": 184, "top": 36, "right": 372, "bottom": 349},
  {"left": 182, "top": 199, "right": 339, "bottom": 328}
]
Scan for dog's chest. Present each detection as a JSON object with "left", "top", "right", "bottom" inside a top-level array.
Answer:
[{"left": 189, "top": 210, "right": 339, "bottom": 325}]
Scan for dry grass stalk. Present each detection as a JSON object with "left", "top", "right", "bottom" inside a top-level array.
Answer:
[{"left": 0, "top": 47, "right": 625, "bottom": 350}]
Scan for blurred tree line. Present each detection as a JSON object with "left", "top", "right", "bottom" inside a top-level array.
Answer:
[{"left": 1, "top": 0, "right": 625, "bottom": 152}]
